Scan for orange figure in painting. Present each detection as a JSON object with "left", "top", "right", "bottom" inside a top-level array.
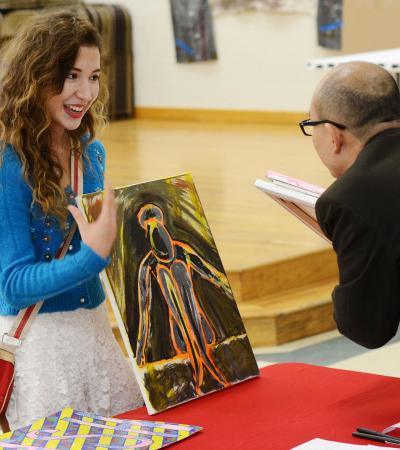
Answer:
[{"left": 136, "top": 203, "right": 232, "bottom": 393}]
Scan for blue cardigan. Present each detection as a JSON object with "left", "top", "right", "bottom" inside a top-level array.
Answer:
[{"left": 0, "top": 140, "right": 109, "bottom": 315}]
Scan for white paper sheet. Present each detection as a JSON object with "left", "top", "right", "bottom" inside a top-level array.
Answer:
[{"left": 291, "top": 437, "right": 400, "bottom": 449}]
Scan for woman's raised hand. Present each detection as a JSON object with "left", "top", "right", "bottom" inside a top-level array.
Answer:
[{"left": 68, "top": 182, "right": 117, "bottom": 259}]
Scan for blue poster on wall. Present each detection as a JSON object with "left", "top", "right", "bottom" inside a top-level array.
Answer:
[
  {"left": 170, "top": 0, "right": 217, "bottom": 63},
  {"left": 317, "top": 0, "right": 343, "bottom": 50}
]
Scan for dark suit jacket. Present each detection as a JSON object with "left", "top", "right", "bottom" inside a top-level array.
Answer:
[{"left": 316, "top": 128, "right": 400, "bottom": 348}]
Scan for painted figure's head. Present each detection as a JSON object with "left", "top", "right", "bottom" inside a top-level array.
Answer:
[
  {"left": 0, "top": 11, "right": 108, "bottom": 221},
  {"left": 137, "top": 204, "right": 175, "bottom": 262}
]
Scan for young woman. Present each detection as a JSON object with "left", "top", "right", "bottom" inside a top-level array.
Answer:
[{"left": 0, "top": 11, "right": 142, "bottom": 430}]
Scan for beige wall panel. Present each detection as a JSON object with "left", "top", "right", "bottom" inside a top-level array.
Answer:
[{"left": 343, "top": 0, "right": 400, "bottom": 53}]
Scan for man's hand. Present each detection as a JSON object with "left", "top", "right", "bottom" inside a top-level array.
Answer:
[{"left": 68, "top": 183, "right": 117, "bottom": 259}]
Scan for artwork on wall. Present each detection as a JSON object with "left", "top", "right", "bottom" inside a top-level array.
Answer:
[
  {"left": 0, "top": 407, "right": 202, "bottom": 448},
  {"left": 79, "top": 174, "right": 259, "bottom": 415},
  {"left": 169, "top": 0, "right": 217, "bottom": 63},
  {"left": 317, "top": 0, "right": 342, "bottom": 49},
  {"left": 210, "top": 0, "right": 315, "bottom": 15}
]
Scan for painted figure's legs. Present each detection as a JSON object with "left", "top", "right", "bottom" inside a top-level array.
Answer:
[
  {"left": 171, "top": 261, "right": 229, "bottom": 388},
  {"left": 158, "top": 266, "right": 204, "bottom": 392}
]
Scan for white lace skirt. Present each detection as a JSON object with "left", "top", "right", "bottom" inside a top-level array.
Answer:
[{"left": 0, "top": 303, "right": 143, "bottom": 431}]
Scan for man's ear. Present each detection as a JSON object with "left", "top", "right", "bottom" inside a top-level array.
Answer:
[{"left": 324, "top": 123, "right": 343, "bottom": 154}]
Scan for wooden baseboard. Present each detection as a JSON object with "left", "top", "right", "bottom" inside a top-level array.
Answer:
[
  {"left": 134, "top": 107, "right": 306, "bottom": 125},
  {"left": 229, "top": 249, "right": 338, "bottom": 303}
]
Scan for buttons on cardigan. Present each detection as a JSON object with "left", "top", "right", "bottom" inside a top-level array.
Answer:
[
  {"left": 30, "top": 226, "right": 37, "bottom": 241},
  {"left": 44, "top": 253, "right": 52, "bottom": 261},
  {"left": 80, "top": 298, "right": 86, "bottom": 304},
  {"left": 95, "top": 148, "right": 104, "bottom": 172},
  {"left": 69, "top": 245, "right": 73, "bottom": 251}
]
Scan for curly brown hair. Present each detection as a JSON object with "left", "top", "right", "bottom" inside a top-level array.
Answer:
[{"left": 0, "top": 11, "right": 108, "bottom": 221}]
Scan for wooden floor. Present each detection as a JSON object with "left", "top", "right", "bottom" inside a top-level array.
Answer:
[
  {"left": 101, "top": 118, "right": 334, "bottom": 269},
  {"left": 100, "top": 118, "right": 338, "bottom": 346}
]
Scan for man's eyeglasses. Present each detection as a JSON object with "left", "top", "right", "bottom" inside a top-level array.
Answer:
[{"left": 299, "top": 119, "right": 346, "bottom": 136}]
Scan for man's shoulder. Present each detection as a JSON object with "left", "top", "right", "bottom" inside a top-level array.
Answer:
[
  {"left": 319, "top": 168, "right": 364, "bottom": 206},
  {"left": 318, "top": 137, "right": 400, "bottom": 227},
  {"left": 322, "top": 129, "right": 400, "bottom": 204}
]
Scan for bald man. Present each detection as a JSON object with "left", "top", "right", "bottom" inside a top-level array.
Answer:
[{"left": 303, "top": 61, "right": 400, "bottom": 348}]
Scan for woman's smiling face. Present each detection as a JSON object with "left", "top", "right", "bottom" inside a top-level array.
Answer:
[{"left": 45, "top": 45, "right": 100, "bottom": 136}]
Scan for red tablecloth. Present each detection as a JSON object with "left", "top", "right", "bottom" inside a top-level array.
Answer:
[{"left": 118, "top": 363, "right": 400, "bottom": 449}]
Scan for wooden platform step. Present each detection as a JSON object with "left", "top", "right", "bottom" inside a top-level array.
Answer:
[
  {"left": 224, "top": 248, "right": 338, "bottom": 347},
  {"left": 237, "top": 278, "right": 336, "bottom": 347}
]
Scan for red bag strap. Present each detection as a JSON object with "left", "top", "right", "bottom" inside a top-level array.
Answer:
[{"left": 1, "top": 150, "right": 83, "bottom": 351}]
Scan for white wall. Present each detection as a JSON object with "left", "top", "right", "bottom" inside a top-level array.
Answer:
[{"left": 85, "top": 0, "right": 340, "bottom": 112}]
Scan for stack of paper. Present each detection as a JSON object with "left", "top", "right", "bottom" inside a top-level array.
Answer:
[{"left": 254, "top": 170, "right": 330, "bottom": 243}]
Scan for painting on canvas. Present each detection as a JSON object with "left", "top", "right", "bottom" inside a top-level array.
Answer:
[
  {"left": 79, "top": 173, "right": 259, "bottom": 414},
  {"left": 169, "top": 0, "right": 217, "bottom": 63},
  {"left": 317, "top": 0, "right": 343, "bottom": 50}
]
